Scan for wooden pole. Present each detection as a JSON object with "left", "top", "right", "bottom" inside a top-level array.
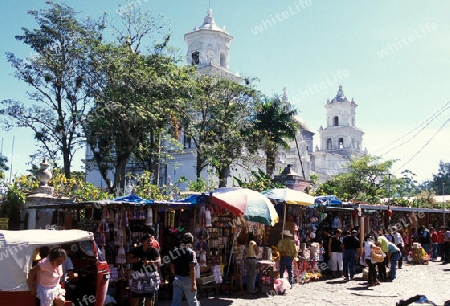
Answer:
[{"left": 282, "top": 202, "right": 287, "bottom": 238}]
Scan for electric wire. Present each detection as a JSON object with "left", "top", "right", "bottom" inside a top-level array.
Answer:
[
  {"left": 373, "top": 101, "right": 450, "bottom": 157},
  {"left": 392, "top": 117, "right": 450, "bottom": 175}
]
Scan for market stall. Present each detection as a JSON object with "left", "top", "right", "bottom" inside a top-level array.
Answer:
[{"left": 195, "top": 187, "right": 278, "bottom": 294}]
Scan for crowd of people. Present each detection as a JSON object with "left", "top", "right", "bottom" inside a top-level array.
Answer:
[
  {"left": 314, "top": 224, "right": 450, "bottom": 288},
  {"left": 27, "top": 223, "right": 449, "bottom": 305}
]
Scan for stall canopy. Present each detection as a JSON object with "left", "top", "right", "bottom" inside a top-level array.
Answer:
[
  {"left": 208, "top": 187, "right": 279, "bottom": 226},
  {"left": 263, "top": 188, "right": 315, "bottom": 206},
  {"left": 263, "top": 188, "right": 315, "bottom": 234},
  {"left": 114, "top": 194, "right": 154, "bottom": 204},
  {"left": 315, "top": 195, "right": 343, "bottom": 206}
]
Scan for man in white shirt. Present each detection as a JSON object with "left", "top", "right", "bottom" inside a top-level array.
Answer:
[{"left": 391, "top": 226, "right": 404, "bottom": 269}]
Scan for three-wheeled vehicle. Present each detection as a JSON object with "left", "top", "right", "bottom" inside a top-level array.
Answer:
[{"left": 0, "top": 229, "right": 110, "bottom": 306}]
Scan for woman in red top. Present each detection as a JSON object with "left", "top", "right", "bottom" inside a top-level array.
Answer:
[{"left": 438, "top": 226, "right": 446, "bottom": 261}]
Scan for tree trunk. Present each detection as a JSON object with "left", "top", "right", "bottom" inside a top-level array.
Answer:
[
  {"left": 265, "top": 144, "right": 277, "bottom": 178},
  {"left": 294, "top": 137, "right": 306, "bottom": 180},
  {"left": 218, "top": 166, "right": 230, "bottom": 187},
  {"left": 196, "top": 151, "right": 202, "bottom": 179}
]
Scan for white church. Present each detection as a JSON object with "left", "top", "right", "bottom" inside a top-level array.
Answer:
[{"left": 85, "top": 9, "right": 367, "bottom": 191}]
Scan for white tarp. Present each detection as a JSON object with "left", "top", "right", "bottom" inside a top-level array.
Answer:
[{"left": 0, "top": 229, "right": 93, "bottom": 291}]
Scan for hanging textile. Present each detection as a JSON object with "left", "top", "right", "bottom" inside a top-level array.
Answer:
[
  {"left": 205, "top": 208, "right": 212, "bottom": 227},
  {"left": 146, "top": 207, "right": 153, "bottom": 226},
  {"left": 332, "top": 216, "right": 341, "bottom": 229}
]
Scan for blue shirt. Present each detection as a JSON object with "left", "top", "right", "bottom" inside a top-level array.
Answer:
[
  {"left": 61, "top": 256, "right": 74, "bottom": 282},
  {"left": 387, "top": 243, "right": 399, "bottom": 253}
]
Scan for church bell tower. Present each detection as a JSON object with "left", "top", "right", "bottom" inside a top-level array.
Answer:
[{"left": 184, "top": 9, "right": 239, "bottom": 81}]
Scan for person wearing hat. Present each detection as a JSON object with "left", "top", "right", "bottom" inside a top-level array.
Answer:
[
  {"left": 277, "top": 229, "right": 297, "bottom": 288},
  {"left": 342, "top": 229, "right": 360, "bottom": 281}
]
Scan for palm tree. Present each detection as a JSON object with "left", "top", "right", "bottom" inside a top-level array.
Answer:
[{"left": 252, "top": 96, "right": 301, "bottom": 178}]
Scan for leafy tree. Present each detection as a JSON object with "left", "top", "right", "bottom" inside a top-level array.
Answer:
[
  {"left": 0, "top": 2, "right": 105, "bottom": 178},
  {"left": 84, "top": 7, "right": 193, "bottom": 192},
  {"left": 430, "top": 161, "right": 450, "bottom": 195},
  {"left": 251, "top": 95, "right": 301, "bottom": 178},
  {"left": 306, "top": 173, "right": 320, "bottom": 195},
  {"left": 187, "top": 178, "right": 214, "bottom": 192},
  {"left": 316, "top": 155, "right": 396, "bottom": 204},
  {"left": 130, "top": 171, "right": 174, "bottom": 201},
  {"left": 398, "top": 169, "right": 421, "bottom": 197},
  {"left": 85, "top": 44, "right": 194, "bottom": 192},
  {"left": 233, "top": 168, "right": 285, "bottom": 192},
  {"left": 0, "top": 184, "right": 26, "bottom": 230},
  {"left": 179, "top": 75, "right": 258, "bottom": 187}
]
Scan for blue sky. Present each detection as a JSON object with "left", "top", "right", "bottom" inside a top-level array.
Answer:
[{"left": 1, "top": 0, "right": 449, "bottom": 183}]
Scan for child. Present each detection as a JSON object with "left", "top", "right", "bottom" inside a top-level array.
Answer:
[{"left": 319, "top": 240, "right": 328, "bottom": 273}]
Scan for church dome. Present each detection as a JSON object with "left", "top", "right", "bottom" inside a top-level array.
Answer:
[
  {"left": 293, "top": 115, "right": 310, "bottom": 131},
  {"left": 330, "top": 85, "right": 349, "bottom": 103},
  {"left": 196, "top": 9, "right": 227, "bottom": 33}
]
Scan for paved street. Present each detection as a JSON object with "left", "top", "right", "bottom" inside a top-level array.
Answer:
[{"left": 157, "top": 260, "right": 450, "bottom": 306}]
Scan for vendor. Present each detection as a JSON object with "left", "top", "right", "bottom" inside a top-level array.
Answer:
[
  {"left": 277, "top": 230, "right": 297, "bottom": 289},
  {"left": 128, "top": 234, "right": 161, "bottom": 306}
]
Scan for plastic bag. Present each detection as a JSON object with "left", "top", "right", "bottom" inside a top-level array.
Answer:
[{"left": 274, "top": 278, "right": 290, "bottom": 295}]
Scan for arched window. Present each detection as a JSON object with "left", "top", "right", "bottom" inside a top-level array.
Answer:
[
  {"left": 220, "top": 53, "right": 226, "bottom": 67},
  {"left": 334, "top": 116, "right": 339, "bottom": 126},
  {"left": 327, "top": 138, "right": 332, "bottom": 150},
  {"left": 192, "top": 52, "right": 199, "bottom": 65},
  {"left": 339, "top": 138, "right": 344, "bottom": 149}
]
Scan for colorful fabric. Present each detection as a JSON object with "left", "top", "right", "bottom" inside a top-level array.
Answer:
[{"left": 129, "top": 271, "right": 160, "bottom": 295}]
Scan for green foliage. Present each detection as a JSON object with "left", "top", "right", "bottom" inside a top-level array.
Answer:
[
  {"left": 251, "top": 95, "right": 301, "bottom": 177},
  {"left": 50, "top": 168, "right": 112, "bottom": 202},
  {"left": 398, "top": 169, "right": 421, "bottom": 197},
  {"left": 0, "top": 184, "right": 26, "bottom": 230},
  {"left": 316, "top": 155, "right": 396, "bottom": 204},
  {"left": 131, "top": 171, "right": 169, "bottom": 201},
  {"left": 180, "top": 74, "right": 259, "bottom": 187},
  {"left": 84, "top": 12, "right": 194, "bottom": 192},
  {"left": 233, "top": 168, "right": 284, "bottom": 192},
  {"left": 430, "top": 161, "right": 450, "bottom": 195},
  {"left": 306, "top": 173, "right": 319, "bottom": 194},
  {"left": 13, "top": 174, "right": 39, "bottom": 194},
  {"left": 187, "top": 178, "right": 211, "bottom": 192},
  {"left": 0, "top": 2, "right": 105, "bottom": 178}
]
